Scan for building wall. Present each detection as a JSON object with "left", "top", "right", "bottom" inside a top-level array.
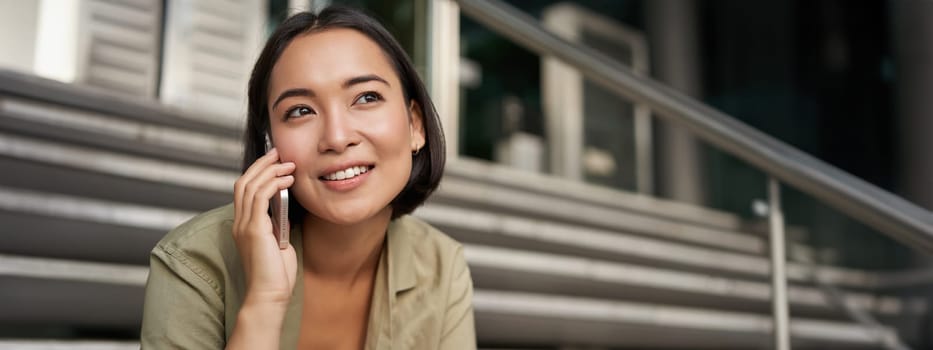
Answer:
[{"left": 0, "top": 0, "right": 39, "bottom": 74}]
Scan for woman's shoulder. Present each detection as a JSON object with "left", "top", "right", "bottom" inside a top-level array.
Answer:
[
  {"left": 152, "top": 203, "right": 236, "bottom": 261},
  {"left": 384, "top": 213, "right": 474, "bottom": 348},
  {"left": 144, "top": 203, "right": 241, "bottom": 311},
  {"left": 390, "top": 214, "right": 463, "bottom": 256},
  {"left": 388, "top": 213, "right": 469, "bottom": 291}
]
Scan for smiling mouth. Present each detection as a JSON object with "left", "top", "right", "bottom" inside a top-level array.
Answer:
[{"left": 320, "top": 165, "right": 375, "bottom": 181}]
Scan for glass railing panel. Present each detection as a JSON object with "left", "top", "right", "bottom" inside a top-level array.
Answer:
[
  {"left": 459, "top": 2, "right": 650, "bottom": 193},
  {"left": 459, "top": 14, "right": 545, "bottom": 168},
  {"left": 780, "top": 186, "right": 928, "bottom": 348}
]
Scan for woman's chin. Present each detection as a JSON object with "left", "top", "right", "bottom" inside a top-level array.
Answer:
[{"left": 308, "top": 205, "right": 391, "bottom": 227}]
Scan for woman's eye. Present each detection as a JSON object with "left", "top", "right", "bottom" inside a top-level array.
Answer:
[
  {"left": 354, "top": 92, "right": 383, "bottom": 105},
  {"left": 285, "top": 106, "right": 314, "bottom": 119}
]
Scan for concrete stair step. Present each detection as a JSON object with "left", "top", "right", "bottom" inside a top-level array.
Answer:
[
  {"left": 465, "top": 244, "right": 926, "bottom": 318},
  {"left": 0, "top": 255, "right": 146, "bottom": 328},
  {"left": 0, "top": 132, "right": 236, "bottom": 196},
  {"left": 0, "top": 70, "right": 239, "bottom": 138},
  {"left": 473, "top": 290, "right": 897, "bottom": 349},
  {"left": 447, "top": 157, "right": 751, "bottom": 235},
  {"left": 0, "top": 96, "right": 240, "bottom": 171},
  {"left": 0, "top": 186, "right": 194, "bottom": 264},
  {"left": 418, "top": 204, "right": 886, "bottom": 290},
  {"left": 0, "top": 155, "right": 227, "bottom": 212},
  {"left": 0, "top": 340, "right": 139, "bottom": 350},
  {"left": 433, "top": 175, "right": 767, "bottom": 255}
]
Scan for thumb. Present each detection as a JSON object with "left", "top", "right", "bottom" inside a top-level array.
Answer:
[{"left": 282, "top": 243, "right": 299, "bottom": 291}]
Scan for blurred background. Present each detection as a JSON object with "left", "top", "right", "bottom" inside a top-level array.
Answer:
[{"left": 0, "top": 0, "right": 932, "bottom": 348}]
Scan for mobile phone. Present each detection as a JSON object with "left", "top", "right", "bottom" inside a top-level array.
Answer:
[{"left": 265, "top": 133, "right": 290, "bottom": 250}]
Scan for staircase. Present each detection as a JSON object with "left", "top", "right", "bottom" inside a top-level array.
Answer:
[{"left": 0, "top": 68, "right": 929, "bottom": 349}]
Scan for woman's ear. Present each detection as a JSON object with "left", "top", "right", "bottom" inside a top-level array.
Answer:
[{"left": 408, "top": 100, "right": 426, "bottom": 153}]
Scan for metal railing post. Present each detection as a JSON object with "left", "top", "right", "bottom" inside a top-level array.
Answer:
[
  {"left": 428, "top": 0, "right": 461, "bottom": 162},
  {"left": 769, "top": 177, "right": 790, "bottom": 350}
]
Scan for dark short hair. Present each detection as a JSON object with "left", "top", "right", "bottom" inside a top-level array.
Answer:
[{"left": 242, "top": 6, "right": 445, "bottom": 220}]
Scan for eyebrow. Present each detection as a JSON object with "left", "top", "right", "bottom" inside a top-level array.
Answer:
[
  {"left": 271, "top": 88, "right": 313, "bottom": 110},
  {"left": 343, "top": 74, "right": 390, "bottom": 89},
  {"left": 271, "top": 74, "right": 391, "bottom": 110}
]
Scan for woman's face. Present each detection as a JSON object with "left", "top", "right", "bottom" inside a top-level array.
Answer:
[{"left": 267, "top": 28, "right": 424, "bottom": 225}]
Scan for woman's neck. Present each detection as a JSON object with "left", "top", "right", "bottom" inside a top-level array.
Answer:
[{"left": 300, "top": 207, "right": 391, "bottom": 283}]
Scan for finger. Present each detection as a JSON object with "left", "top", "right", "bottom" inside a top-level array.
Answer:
[
  {"left": 233, "top": 177, "right": 247, "bottom": 237},
  {"left": 275, "top": 161, "right": 296, "bottom": 176},
  {"left": 281, "top": 243, "right": 298, "bottom": 287},
  {"left": 241, "top": 171, "right": 293, "bottom": 237},
  {"left": 235, "top": 175, "right": 254, "bottom": 237},
  {"left": 244, "top": 162, "right": 294, "bottom": 196},
  {"left": 238, "top": 148, "right": 281, "bottom": 196},
  {"left": 236, "top": 158, "right": 293, "bottom": 235},
  {"left": 240, "top": 162, "right": 294, "bottom": 226},
  {"left": 247, "top": 175, "right": 295, "bottom": 237}
]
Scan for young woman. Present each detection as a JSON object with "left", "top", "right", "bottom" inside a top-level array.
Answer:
[{"left": 141, "top": 6, "right": 476, "bottom": 349}]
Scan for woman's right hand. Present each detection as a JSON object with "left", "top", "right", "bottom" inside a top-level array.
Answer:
[
  {"left": 227, "top": 148, "right": 297, "bottom": 349},
  {"left": 232, "top": 148, "right": 297, "bottom": 310}
]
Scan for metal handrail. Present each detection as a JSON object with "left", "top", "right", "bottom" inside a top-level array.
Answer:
[{"left": 453, "top": 0, "right": 933, "bottom": 253}]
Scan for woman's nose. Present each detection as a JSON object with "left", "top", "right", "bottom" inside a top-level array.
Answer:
[{"left": 317, "top": 110, "right": 360, "bottom": 153}]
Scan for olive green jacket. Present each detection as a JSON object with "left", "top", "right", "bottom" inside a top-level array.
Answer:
[{"left": 140, "top": 204, "right": 476, "bottom": 349}]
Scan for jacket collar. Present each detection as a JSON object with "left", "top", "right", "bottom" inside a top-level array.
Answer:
[
  {"left": 292, "top": 216, "right": 418, "bottom": 294},
  {"left": 387, "top": 216, "right": 417, "bottom": 294}
]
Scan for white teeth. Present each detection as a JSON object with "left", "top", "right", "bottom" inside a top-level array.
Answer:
[{"left": 324, "top": 166, "right": 370, "bottom": 181}]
